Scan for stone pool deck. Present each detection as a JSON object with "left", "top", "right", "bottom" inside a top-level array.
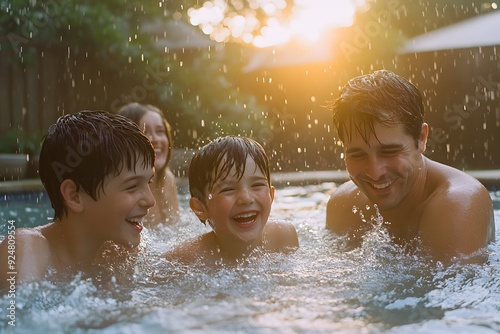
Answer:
[{"left": 1, "top": 169, "right": 499, "bottom": 193}]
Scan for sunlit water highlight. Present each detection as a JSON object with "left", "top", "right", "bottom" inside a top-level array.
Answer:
[{"left": 1, "top": 183, "right": 499, "bottom": 333}]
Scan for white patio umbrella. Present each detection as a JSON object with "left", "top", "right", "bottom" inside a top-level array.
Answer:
[{"left": 399, "top": 10, "right": 500, "bottom": 54}]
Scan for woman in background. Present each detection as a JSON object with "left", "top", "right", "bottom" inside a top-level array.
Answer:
[{"left": 118, "top": 102, "right": 180, "bottom": 225}]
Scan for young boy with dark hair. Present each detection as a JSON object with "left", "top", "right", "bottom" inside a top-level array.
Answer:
[
  {"left": 166, "top": 136, "right": 299, "bottom": 266},
  {"left": 0, "top": 111, "right": 156, "bottom": 287}
]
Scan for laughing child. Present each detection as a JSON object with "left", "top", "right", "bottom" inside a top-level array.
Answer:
[
  {"left": 165, "top": 136, "right": 299, "bottom": 266},
  {"left": 0, "top": 111, "right": 156, "bottom": 287}
]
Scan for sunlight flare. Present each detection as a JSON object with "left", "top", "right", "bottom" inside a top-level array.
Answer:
[{"left": 188, "top": 0, "right": 360, "bottom": 47}]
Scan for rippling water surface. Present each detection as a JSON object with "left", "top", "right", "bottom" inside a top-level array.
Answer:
[{"left": 1, "top": 183, "right": 500, "bottom": 333}]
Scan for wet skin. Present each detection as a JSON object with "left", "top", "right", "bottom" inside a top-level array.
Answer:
[
  {"left": 166, "top": 156, "right": 299, "bottom": 265},
  {"left": 195, "top": 156, "right": 275, "bottom": 256},
  {"left": 138, "top": 110, "right": 180, "bottom": 225},
  {"left": 139, "top": 110, "right": 169, "bottom": 171},
  {"left": 0, "top": 160, "right": 155, "bottom": 286},
  {"left": 326, "top": 122, "right": 495, "bottom": 264}
]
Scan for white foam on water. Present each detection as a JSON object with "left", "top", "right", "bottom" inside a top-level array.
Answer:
[{"left": 1, "top": 183, "right": 499, "bottom": 333}]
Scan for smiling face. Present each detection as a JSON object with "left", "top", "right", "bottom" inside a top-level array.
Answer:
[
  {"left": 80, "top": 158, "right": 156, "bottom": 248},
  {"left": 139, "top": 111, "right": 169, "bottom": 170},
  {"left": 343, "top": 122, "right": 427, "bottom": 211},
  {"left": 192, "top": 156, "right": 275, "bottom": 251}
]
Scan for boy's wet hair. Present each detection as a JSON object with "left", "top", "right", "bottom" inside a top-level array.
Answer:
[
  {"left": 331, "top": 69, "right": 424, "bottom": 146},
  {"left": 117, "top": 102, "right": 174, "bottom": 171},
  {"left": 189, "top": 136, "right": 271, "bottom": 202},
  {"left": 39, "top": 110, "right": 155, "bottom": 220}
]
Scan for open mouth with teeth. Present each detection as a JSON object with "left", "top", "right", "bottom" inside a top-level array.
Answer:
[
  {"left": 370, "top": 179, "right": 395, "bottom": 190},
  {"left": 233, "top": 212, "right": 259, "bottom": 228},
  {"left": 126, "top": 217, "right": 144, "bottom": 232}
]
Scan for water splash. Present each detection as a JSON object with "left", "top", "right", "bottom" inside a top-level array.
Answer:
[{"left": 1, "top": 184, "right": 499, "bottom": 333}]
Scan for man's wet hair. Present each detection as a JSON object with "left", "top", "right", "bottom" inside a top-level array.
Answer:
[
  {"left": 39, "top": 110, "right": 155, "bottom": 220},
  {"left": 331, "top": 69, "right": 425, "bottom": 146},
  {"left": 189, "top": 136, "right": 271, "bottom": 202}
]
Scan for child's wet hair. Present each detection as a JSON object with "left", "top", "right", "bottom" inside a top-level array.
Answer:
[
  {"left": 189, "top": 136, "right": 270, "bottom": 202},
  {"left": 39, "top": 110, "right": 155, "bottom": 220}
]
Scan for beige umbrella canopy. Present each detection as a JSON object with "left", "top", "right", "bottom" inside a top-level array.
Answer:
[
  {"left": 242, "top": 38, "right": 333, "bottom": 72},
  {"left": 142, "top": 19, "right": 218, "bottom": 50},
  {"left": 399, "top": 10, "right": 500, "bottom": 54}
]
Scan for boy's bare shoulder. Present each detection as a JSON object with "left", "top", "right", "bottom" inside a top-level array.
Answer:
[
  {"left": 264, "top": 220, "right": 297, "bottom": 234},
  {"left": 7, "top": 226, "right": 50, "bottom": 248},
  {"left": 0, "top": 226, "right": 53, "bottom": 286},
  {"left": 263, "top": 221, "right": 299, "bottom": 252},
  {"left": 164, "top": 233, "right": 216, "bottom": 264}
]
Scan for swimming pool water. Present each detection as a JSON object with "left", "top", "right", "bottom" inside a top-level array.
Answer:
[
  {"left": 0, "top": 191, "right": 52, "bottom": 236},
  {"left": 1, "top": 183, "right": 499, "bottom": 333}
]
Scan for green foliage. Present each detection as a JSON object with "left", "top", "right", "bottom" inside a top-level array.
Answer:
[
  {"left": 1, "top": 0, "right": 162, "bottom": 65},
  {"left": 0, "top": 129, "right": 42, "bottom": 154},
  {"left": 0, "top": 0, "right": 270, "bottom": 149},
  {"left": 2, "top": 0, "right": 492, "bottom": 157},
  {"left": 154, "top": 44, "right": 270, "bottom": 146}
]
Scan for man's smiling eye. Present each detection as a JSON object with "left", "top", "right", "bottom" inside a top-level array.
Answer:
[
  {"left": 348, "top": 152, "right": 366, "bottom": 159},
  {"left": 381, "top": 150, "right": 400, "bottom": 156}
]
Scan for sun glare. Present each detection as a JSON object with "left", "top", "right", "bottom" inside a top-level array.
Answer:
[{"left": 188, "top": 0, "right": 359, "bottom": 48}]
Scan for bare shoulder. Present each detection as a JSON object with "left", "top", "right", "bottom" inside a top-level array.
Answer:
[
  {"left": 3, "top": 227, "right": 51, "bottom": 252},
  {"left": 164, "top": 233, "right": 216, "bottom": 264},
  {"left": 425, "top": 161, "right": 492, "bottom": 215},
  {"left": 326, "top": 180, "right": 367, "bottom": 235},
  {"left": 0, "top": 227, "right": 52, "bottom": 286},
  {"left": 420, "top": 161, "right": 494, "bottom": 262},
  {"left": 263, "top": 220, "right": 299, "bottom": 253}
]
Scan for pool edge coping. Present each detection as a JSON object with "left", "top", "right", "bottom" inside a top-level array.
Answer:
[{"left": 1, "top": 169, "right": 499, "bottom": 193}]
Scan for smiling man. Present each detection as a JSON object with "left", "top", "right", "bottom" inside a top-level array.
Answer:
[{"left": 326, "top": 70, "right": 495, "bottom": 265}]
